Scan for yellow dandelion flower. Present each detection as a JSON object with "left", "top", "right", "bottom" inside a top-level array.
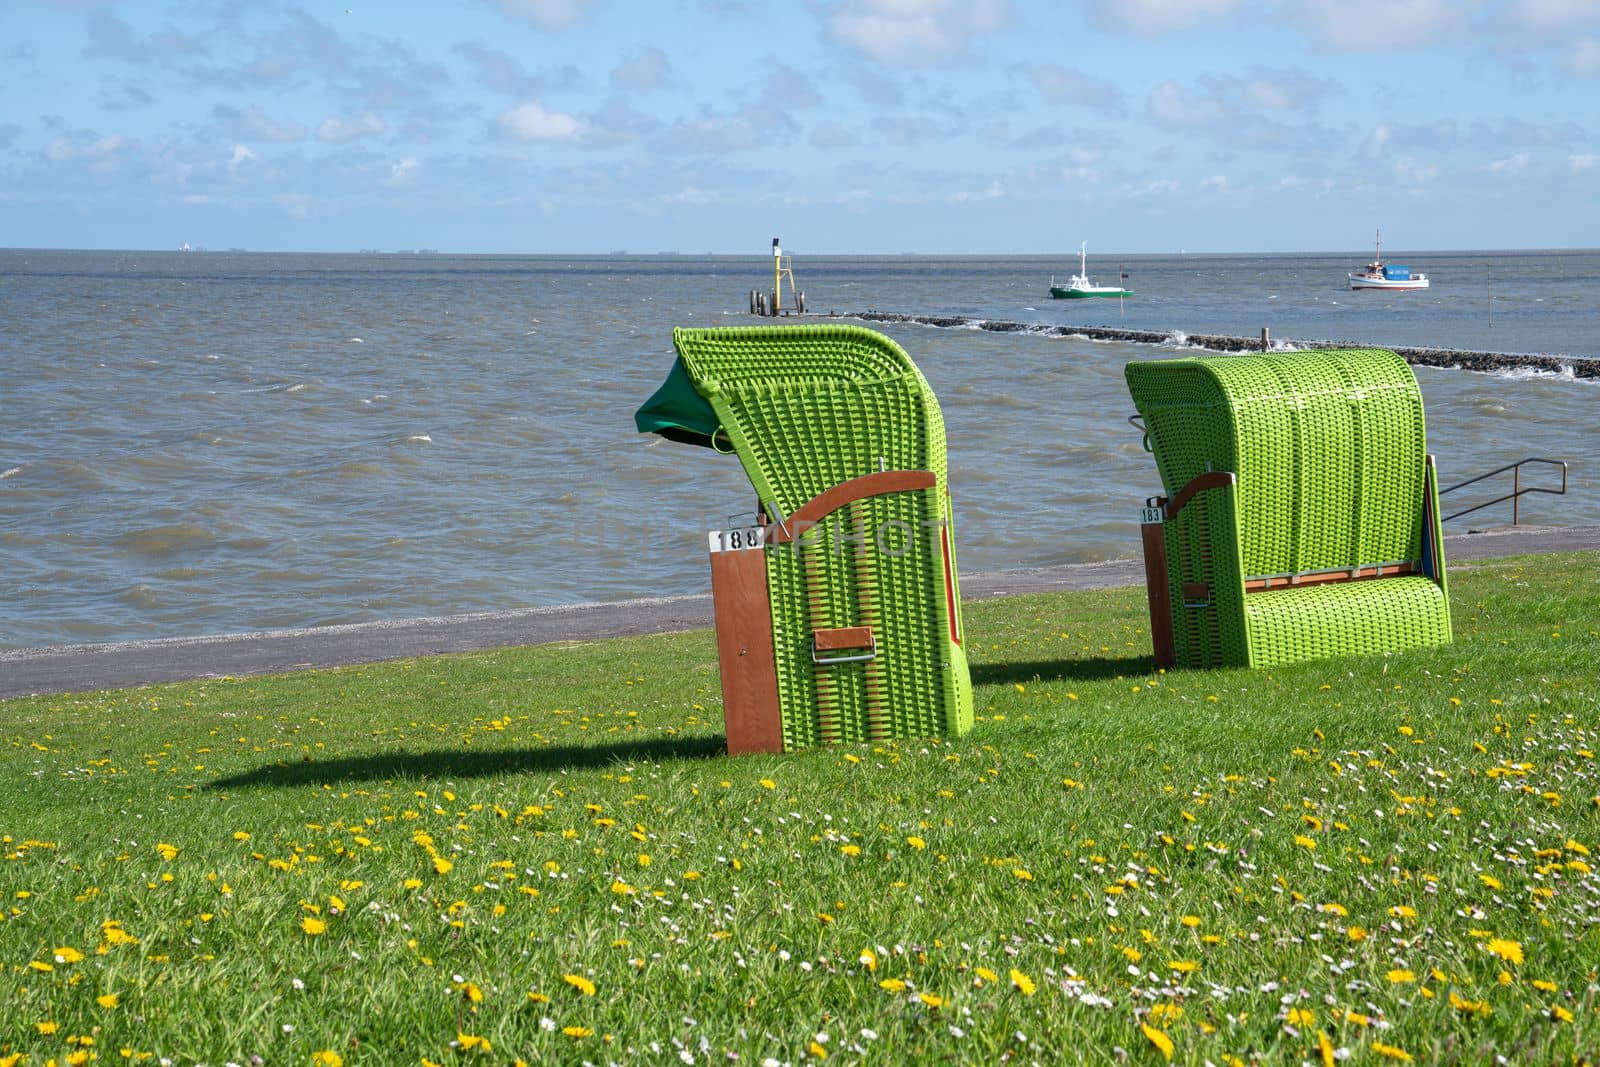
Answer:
[
  {"left": 432, "top": 856, "right": 453, "bottom": 876},
  {"left": 1010, "top": 969, "right": 1036, "bottom": 995},
  {"left": 808, "top": 1039, "right": 829, "bottom": 1059},
  {"left": 917, "top": 992, "right": 944, "bottom": 1008},
  {"left": 301, "top": 916, "right": 327, "bottom": 936},
  {"left": 1532, "top": 979, "right": 1558, "bottom": 992},
  {"left": 974, "top": 966, "right": 998, "bottom": 983},
  {"left": 1168, "top": 960, "right": 1198, "bottom": 973},
  {"left": 759, "top": 779, "right": 776, "bottom": 790},
  {"left": 54, "top": 946, "right": 85, "bottom": 964},
  {"left": 1371, "top": 1042, "right": 1413, "bottom": 1061},
  {"left": 1317, "top": 1030, "right": 1336, "bottom": 1067},
  {"left": 154, "top": 843, "right": 179, "bottom": 861},
  {"left": 1485, "top": 938, "right": 1524, "bottom": 965},
  {"left": 1347, "top": 926, "right": 1368, "bottom": 941},
  {"left": 1285, "top": 1007, "right": 1315, "bottom": 1027},
  {"left": 1479, "top": 874, "right": 1503, "bottom": 890},
  {"left": 37, "top": 1020, "right": 60, "bottom": 1035},
  {"left": 1552, "top": 1005, "right": 1574, "bottom": 1023},
  {"left": 1012, "top": 867, "right": 1033, "bottom": 881},
  {"left": 840, "top": 844, "right": 861, "bottom": 856},
  {"left": 527, "top": 991, "right": 549, "bottom": 1003},
  {"left": 1181, "top": 915, "right": 1201, "bottom": 927},
  {"left": 562, "top": 1026, "right": 592, "bottom": 1039},
  {"left": 1449, "top": 992, "right": 1492, "bottom": 1017},
  {"left": 1389, "top": 905, "right": 1416, "bottom": 920},
  {"left": 879, "top": 978, "right": 907, "bottom": 992},
  {"left": 456, "top": 1032, "right": 491, "bottom": 1051},
  {"left": 1149, "top": 1003, "right": 1182, "bottom": 1024},
  {"left": 232, "top": 831, "right": 250, "bottom": 841},
  {"left": 906, "top": 836, "right": 926, "bottom": 850},
  {"left": 1294, "top": 835, "right": 1317, "bottom": 849},
  {"left": 96, "top": 993, "right": 120, "bottom": 1009},
  {"left": 29, "top": 961, "right": 54, "bottom": 973},
  {"left": 1141, "top": 1022, "right": 1174, "bottom": 1062},
  {"left": 311, "top": 1052, "right": 343, "bottom": 1067},
  {"left": 562, "top": 973, "right": 596, "bottom": 996},
  {"left": 859, "top": 948, "right": 877, "bottom": 971},
  {"left": 1387, "top": 969, "right": 1416, "bottom": 984},
  {"left": 457, "top": 981, "right": 483, "bottom": 1003}
]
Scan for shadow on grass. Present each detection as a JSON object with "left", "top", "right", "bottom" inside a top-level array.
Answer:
[
  {"left": 970, "top": 656, "right": 1152, "bottom": 687},
  {"left": 206, "top": 734, "right": 727, "bottom": 791}
]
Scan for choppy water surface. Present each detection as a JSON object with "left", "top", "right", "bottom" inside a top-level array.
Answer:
[{"left": 2, "top": 248, "right": 1596, "bottom": 648}]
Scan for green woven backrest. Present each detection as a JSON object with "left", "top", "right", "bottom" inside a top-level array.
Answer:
[
  {"left": 673, "top": 324, "right": 971, "bottom": 749},
  {"left": 1126, "top": 348, "right": 1427, "bottom": 578}
]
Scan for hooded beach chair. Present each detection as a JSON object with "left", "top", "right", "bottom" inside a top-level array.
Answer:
[
  {"left": 636, "top": 324, "right": 972, "bottom": 752},
  {"left": 1125, "top": 347, "right": 1451, "bottom": 669}
]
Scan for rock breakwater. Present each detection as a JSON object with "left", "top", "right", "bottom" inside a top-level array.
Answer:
[{"left": 847, "top": 311, "right": 1600, "bottom": 380}]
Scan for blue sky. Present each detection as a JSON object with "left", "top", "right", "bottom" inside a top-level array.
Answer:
[{"left": 3, "top": 0, "right": 1596, "bottom": 253}]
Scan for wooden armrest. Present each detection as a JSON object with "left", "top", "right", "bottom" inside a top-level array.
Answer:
[
  {"left": 1165, "top": 471, "right": 1237, "bottom": 520},
  {"left": 768, "top": 470, "right": 937, "bottom": 544}
]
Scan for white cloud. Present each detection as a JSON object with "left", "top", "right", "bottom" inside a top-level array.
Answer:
[
  {"left": 827, "top": 0, "right": 1008, "bottom": 66},
  {"left": 1201, "top": 174, "right": 1231, "bottom": 192},
  {"left": 1502, "top": 0, "right": 1600, "bottom": 35},
  {"left": 1028, "top": 64, "right": 1127, "bottom": 112},
  {"left": 950, "top": 179, "right": 1002, "bottom": 202},
  {"left": 1571, "top": 152, "right": 1600, "bottom": 170},
  {"left": 1566, "top": 36, "right": 1600, "bottom": 74},
  {"left": 809, "top": 122, "right": 859, "bottom": 148},
  {"left": 1147, "top": 69, "right": 1332, "bottom": 130},
  {"left": 495, "top": 0, "right": 598, "bottom": 29},
  {"left": 1292, "top": 0, "right": 1471, "bottom": 50},
  {"left": 610, "top": 47, "right": 671, "bottom": 92},
  {"left": 1147, "top": 80, "right": 1227, "bottom": 127},
  {"left": 387, "top": 157, "right": 419, "bottom": 186},
  {"left": 44, "top": 132, "right": 133, "bottom": 162},
  {"left": 1093, "top": 0, "right": 1239, "bottom": 36},
  {"left": 499, "top": 101, "right": 582, "bottom": 142},
  {"left": 318, "top": 113, "right": 387, "bottom": 143},
  {"left": 1394, "top": 156, "right": 1437, "bottom": 185},
  {"left": 228, "top": 143, "right": 256, "bottom": 175},
  {"left": 1488, "top": 151, "right": 1530, "bottom": 175}
]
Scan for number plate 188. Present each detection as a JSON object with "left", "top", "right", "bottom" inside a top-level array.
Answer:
[{"left": 709, "top": 526, "right": 768, "bottom": 553}]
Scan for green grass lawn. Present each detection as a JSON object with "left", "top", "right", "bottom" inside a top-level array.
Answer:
[{"left": 3, "top": 552, "right": 1598, "bottom": 1066}]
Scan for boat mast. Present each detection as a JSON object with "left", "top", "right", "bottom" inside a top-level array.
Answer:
[
  {"left": 1079, "top": 240, "right": 1087, "bottom": 278},
  {"left": 1375, "top": 228, "right": 1382, "bottom": 266}
]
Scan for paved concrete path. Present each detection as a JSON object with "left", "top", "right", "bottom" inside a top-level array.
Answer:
[{"left": 4, "top": 525, "right": 1596, "bottom": 700}]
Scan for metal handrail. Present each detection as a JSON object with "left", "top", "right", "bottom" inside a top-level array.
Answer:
[{"left": 1440, "top": 457, "right": 1568, "bottom": 524}]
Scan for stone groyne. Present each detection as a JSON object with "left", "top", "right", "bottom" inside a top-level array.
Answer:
[{"left": 847, "top": 311, "right": 1600, "bottom": 380}]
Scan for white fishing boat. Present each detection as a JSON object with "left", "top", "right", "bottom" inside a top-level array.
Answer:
[
  {"left": 1050, "top": 241, "right": 1131, "bottom": 299},
  {"left": 1348, "top": 230, "right": 1428, "bottom": 290}
]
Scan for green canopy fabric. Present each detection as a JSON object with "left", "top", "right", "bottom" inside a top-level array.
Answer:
[{"left": 634, "top": 356, "right": 726, "bottom": 449}]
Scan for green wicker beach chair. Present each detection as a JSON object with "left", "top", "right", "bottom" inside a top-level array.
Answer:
[
  {"left": 1125, "top": 348, "right": 1451, "bottom": 669},
  {"left": 636, "top": 324, "right": 972, "bottom": 751}
]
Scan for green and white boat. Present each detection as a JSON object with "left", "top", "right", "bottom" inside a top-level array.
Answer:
[{"left": 1049, "top": 241, "right": 1131, "bottom": 299}]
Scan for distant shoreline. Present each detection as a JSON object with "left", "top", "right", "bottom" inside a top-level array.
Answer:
[{"left": 844, "top": 310, "right": 1600, "bottom": 376}]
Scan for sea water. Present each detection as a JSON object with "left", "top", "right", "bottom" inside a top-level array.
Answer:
[{"left": 1, "top": 247, "right": 1596, "bottom": 648}]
